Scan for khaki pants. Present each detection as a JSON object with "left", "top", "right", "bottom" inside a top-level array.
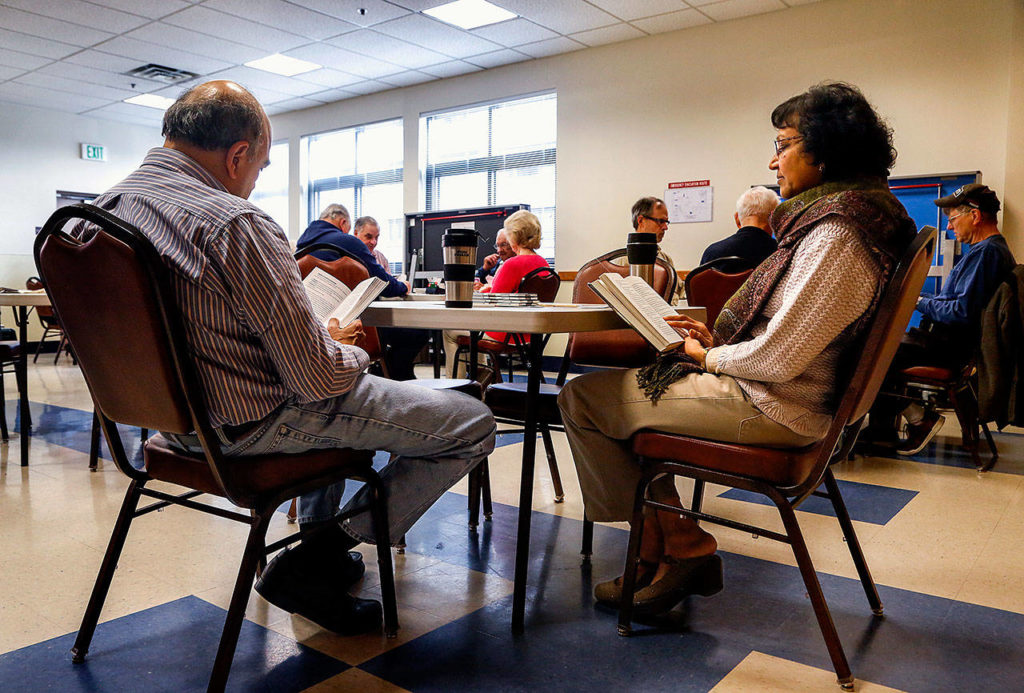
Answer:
[{"left": 558, "top": 368, "right": 817, "bottom": 522}]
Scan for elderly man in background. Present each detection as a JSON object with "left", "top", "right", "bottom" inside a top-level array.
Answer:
[
  {"left": 622, "top": 196, "right": 684, "bottom": 302},
  {"left": 83, "top": 80, "right": 495, "bottom": 636},
  {"left": 700, "top": 186, "right": 779, "bottom": 270},
  {"left": 353, "top": 215, "right": 390, "bottom": 269},
  {"left": 475, "top": 229, "right": 514, "bottom": 289}
]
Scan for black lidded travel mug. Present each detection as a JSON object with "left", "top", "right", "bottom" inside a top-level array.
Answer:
[
  {"left": 626, "top": 231, "right": 659, "bottom": 287},
  {"left": 442, "top": 229, "right": 480, "bottom": 307}
]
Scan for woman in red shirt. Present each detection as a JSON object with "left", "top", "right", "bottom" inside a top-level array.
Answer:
[{"left": 443, "top": 210, "right": 548, "bottom": 376}]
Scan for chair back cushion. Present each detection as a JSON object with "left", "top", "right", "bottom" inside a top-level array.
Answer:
[
  {"left": 295, "top": 251, "right": 384, "bottom": 361},
  {"left": 568, "top": 249, "right": 676, "bottom": 367},
  {"left": 684, "top": 260, "right": 754, "bottom": 326},
  {"left": 35, "top": 208, "right": 194, "bottom": 434},
  {"left": 518, "top": 266, "right": 560, "bottom": 302},
  {"left": 26, "top": 276, "right": 57, "bottom": 320}
]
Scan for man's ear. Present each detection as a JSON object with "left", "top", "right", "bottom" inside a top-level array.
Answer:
[
  {"left": 224, "top": 140, "right": 250, "bottom": 180},
  {"left": 734, "top": 212, "right": 741, "bottom": 228}
]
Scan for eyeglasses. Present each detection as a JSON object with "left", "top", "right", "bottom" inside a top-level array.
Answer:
[
  {"left": 494, "top": 242, "right": 511, "bottom": 250},
  {"left": 947, "top": 210, "right": 972, "bottom": 223},
  {"left": 644, "top": 215, "right": 670, "bottom": 226},
  {"left": 773, "top": 135, "right": 804, "bottom": 155}
]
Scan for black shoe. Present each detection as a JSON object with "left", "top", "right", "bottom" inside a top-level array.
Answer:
[
  {"left": 255, "top": 546, "right": 382, "bottom": 635},
  {"left": 631, "top": 554, "right": 723, "bottom": 616}
]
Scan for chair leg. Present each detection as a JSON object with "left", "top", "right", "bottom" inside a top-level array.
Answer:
[
  {"left": 89, "top": 410, "right": 101, "bottom": 471},
  {"left": 770, "top": 488, "right": 854, "bottom": 690},
  {"left": 581, "top": 518, "right": 594, "bottom": 564},
  {"left": 54, "top": 334, "right": 68, "bottom": 365},
  {"left": 616, "top": 472, "right": 651, "bottom": 636},
  {"left": 691, "top": 479, "right": 705, "bottom": 516},
  {"left": 467, "top": 463, "right": 482, "bottom": 530},
  {"left": 540, "top": 424, "right": 564, "bottom": 502},
  {"left": 396, "top": 534, "right": 406, "bottom": 554},
  {"left": 822, "top": 469, "right": 882, "bottom": 614},
  {"left": 0, "top": 367, "right": 8, "bottom": 441},
  {"left": 979, "top": 423, "right": 999, "bottom": 472},
  {"left": 207, "top": 508, "right": 274, "bottom": 693},
  {"left": 71, "top": 480, "right": 144, "bottom": 663},
  {"left": 286, "top": 498, "right": 297, "bottom": 524},
  {"left": 366, "top": 475, "right": 399, "bottom": 638},
  {"left": 33, "top": 326, "right": 53, "bottom": 364},
  {"left": 13, "top": 349, "right": 29, "bottom": 430},
  {"left": 481, "top": 459, "right": 493, "bottom": 520}
]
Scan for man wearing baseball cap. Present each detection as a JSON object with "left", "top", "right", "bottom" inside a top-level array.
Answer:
[{"left": 868, "top": 183, "right": 1015, "bottom": 454}]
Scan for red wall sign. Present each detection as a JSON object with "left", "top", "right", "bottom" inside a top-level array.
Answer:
[{"left": 667, "top": 180, "right": 710, "bottom": 189}]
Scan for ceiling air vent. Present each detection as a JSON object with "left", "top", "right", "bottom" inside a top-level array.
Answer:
[{"left": 125, "top": 63, "right": 199, "bottom": 84}]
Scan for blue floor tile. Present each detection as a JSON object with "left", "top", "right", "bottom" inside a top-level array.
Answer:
[
  {"left": 0, "top": 596, "right": 348, "bottom": 692},
  {"left": 718, "top": 478, "right": 918, "bottom": 525}
]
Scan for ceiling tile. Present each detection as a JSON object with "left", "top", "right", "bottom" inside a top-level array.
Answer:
[
  {"left": 379, "top": 70, "right": 436, "bottom": 87},
  {"left": 264, "top": 96, "right": 328, "bottom": 112},
  {"left": 93, "top": 37, "right": 235, "bottom": 76},
  {"left": 492, "top": 0, "right": 618, "bottom": 34},
  {"left": 386, "top": 0, "right": 448, "bottom": 10},
  {"left": 159, "top": 6, "right": 310, "bottom": 54},
  {"left": 586, "top": 0, "right": 688, "bottom": 21},
  {"left": 373, "top": 13, "right": 502, "bottom": 59},
  {"left": 1, "top": 0, "right": 150, "bottom": 33},
  {"left": 631, "top": 8, "right": 712, "bottom": 33},
  {"left": 698, "top": 0, "right": 787, "bottom": 21},
  {"left": 0, "top": 81, "right": 111, "bottom": 113},
  {"left": 296, "top": 0, "right": 411, "bottom": 28},
  {"left": 64, "top": 49, "right": 145, "bottom": 74},
  {"left": 286, "top": 43, "right": 405, "bottom": 79},
  {"left": 515, "top": 36, "right": 586, "bottom": 58},
  {"left": 464, "top": 48, "right": 531, "bottom": 69},
  {"left": 419, "top": 60, "right": 482, "bottom": 79},
  {"left": 0, "top": 6, "right": 114, "bottom": 47},
  {"left": 0, "top": 46, "right": 52, "bottom": 70},
  {"left": 202, "top": 65, "right": 330, "bottom": 97},
  {"left": 36, "top": 62, "right": 154, "bottom": 91},
  {"left": 0, "top": 64, "right": 26, "bottom": 81},
  {"left": 469, "top": 18, "right": 558, "bottom": 47},
  {"left": 340, "top": 79, "right": 393, "bottom": 95},
  {"left": 82, "top": 0, "right": 190, "bottom": 19},
  {"left": 203, "top": 0, "right": 359, "bottom": 40},
  {"left": 85, "top": 101, "right": 166, "bottom": 125},
  {"left": 15, "top": 72, "right": 136, "bottom": 101},
  {"left": 291, "top": 67, "right": 365, "bottom": 89},
  {"left": 570, "top": 23, "right": 647, "bottom": 46},
  {"left": 302, "top": 87, "right": 359, "bottom": 104},
  {"left": 0, "top": 27, "right": 80, "bottom": 59},
  {"left": 338, "top": 30, "right": 451, "bottom": 69},
  {"left": 125, "top": 22, "right": 265, "bottom": 63}
]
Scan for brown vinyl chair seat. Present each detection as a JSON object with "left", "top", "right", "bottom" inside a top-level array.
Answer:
[
  {"left": 456, "top": 335, "right": 509, "bottom": 353},
  {"left": 900, "top": 365, "right": 955, "bottom": 382},
  {"left": 632, "top": 432, "right": 819, "bottom": 487},
  {"left": 144, "top": 434, "right": 374, "bottom": 507}
]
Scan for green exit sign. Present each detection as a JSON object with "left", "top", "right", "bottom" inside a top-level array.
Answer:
[{"left": 80, "top": 143, "right": 107, "bottom": 162}]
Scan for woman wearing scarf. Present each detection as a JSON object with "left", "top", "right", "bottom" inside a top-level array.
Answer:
[{"left": 558, "top": 82, "right": 917, "bottom": 615}]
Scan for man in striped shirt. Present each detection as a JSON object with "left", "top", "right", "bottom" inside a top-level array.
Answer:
[{"left": 86, "top": 81, "right": 495, "bottom": 636}]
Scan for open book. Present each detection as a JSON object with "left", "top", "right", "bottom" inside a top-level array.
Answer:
[
  {"left": 302, "top": 267, "right": 387, "bottom": 327},
  {"left": 589, "top": 273, "right": 685, "bottom": 353}
]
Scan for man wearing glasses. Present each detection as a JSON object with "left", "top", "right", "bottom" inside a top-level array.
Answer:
[
  {"left": 474, "top": 229, "right": 515, "bottom": 289},
  {"left": 867, "top": 183, "right": 1015, "bottom": 454},
  {"left": 622, "top": 196, "right": 684, "bottom": 301}
]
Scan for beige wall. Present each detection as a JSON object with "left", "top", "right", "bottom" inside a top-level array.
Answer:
[{"left": 273, "top": 0, "right": 1022, "bottom": 271}]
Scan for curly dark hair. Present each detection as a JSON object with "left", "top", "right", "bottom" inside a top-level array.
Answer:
[
  {"left": 162, "top": 83, "right": 265, "bottom": 155},
  {"left": 771, "top": 82, "right": 896, "bottom": 181}
]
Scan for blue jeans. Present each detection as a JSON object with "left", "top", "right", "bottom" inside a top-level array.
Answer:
[{"left": 169, "top": 374, "right": 495, "bottom": 544}]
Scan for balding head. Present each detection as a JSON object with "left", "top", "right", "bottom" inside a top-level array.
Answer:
[{"left": 162, "top": 81, "right": 271, "bottom": 199}]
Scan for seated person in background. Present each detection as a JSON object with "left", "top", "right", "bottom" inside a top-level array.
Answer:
[
  {"left": 474, "top": 229, "right": 514, "bottom": 290},
  {"left": 615, "top": 196, "right": 684, "bottom": 302},
  {"left": 295, "top": 203, "right": 409, "bottom": 299},
  {"left": 353, "top": 215, "right": 429, "bottom": 381},
  {"left": 866, "top": 183, "right": 1016, "bottom": 454},
  {"left": 559, "top": 82, "right": 915, "bottom": 616},
  {"left": 444, "top": 210, "right": 548, "bottom": 378},
  {"left": 353, "top": 215, "right": 391, "bottom": 270},
  {"left": 85, "top": 80, "right": 495, "bottom": 635},
  {"left": 700, "top": 186, "right": 779, "bottom": 270}
]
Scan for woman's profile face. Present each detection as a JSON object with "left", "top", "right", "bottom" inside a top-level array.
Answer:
[{"left": 770, "top": 126, "right": 823, "bottom": 198}]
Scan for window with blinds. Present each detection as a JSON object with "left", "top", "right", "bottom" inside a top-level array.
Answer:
[
  {"left": 421, "top": 92, "right": 557, "bottom": 262},
  {"left": 251, "top": 141, "right": 289, "bottom": 235},
  {"left": 302, "top": 118, "right": 404, "bottom": 269}
]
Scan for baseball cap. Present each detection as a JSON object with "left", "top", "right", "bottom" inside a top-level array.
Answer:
[{"left": 934, "top": 183, "right": 1000, "bottom": 214}]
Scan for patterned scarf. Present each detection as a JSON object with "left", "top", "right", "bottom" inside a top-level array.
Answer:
[{"left": 636, "top": 178, "right": 916, "bottom": 401}]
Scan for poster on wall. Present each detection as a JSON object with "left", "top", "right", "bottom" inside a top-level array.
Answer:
[{"left": 665, "top": 180, "right": 713, "bottom": 223}]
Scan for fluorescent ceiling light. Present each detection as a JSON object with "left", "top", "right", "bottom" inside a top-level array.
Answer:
[
  {"left": 245, "top": 53, "right": 321, "bottom": 76},
  {"left": 424, "top": 0, "right": 517, "bottom": 30},
  {"left": 124, "top": 93, "right": 176, "bottom": 110}
]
